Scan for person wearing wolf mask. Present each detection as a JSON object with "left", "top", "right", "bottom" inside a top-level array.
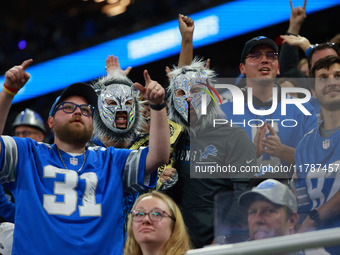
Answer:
[
  {"left": 91, "top": 70, "right": 145, "bottom": 242},
  {"left": 98, "top": 56, "right": 181, "bottom": 191},
  {"left": 91, "top": 61, "right": 179, "bottom": 241},
  {"left": 166, "top": 58, "right": 257, "bottom": 248}
]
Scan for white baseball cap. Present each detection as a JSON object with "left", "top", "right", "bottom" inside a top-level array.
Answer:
[{"left": 238, "top": 179, "right": 297, "bottom": 212}]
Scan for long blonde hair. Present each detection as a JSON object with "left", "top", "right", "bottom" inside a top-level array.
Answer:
[{"left": 124, "top": 191, "right": 192, "bottom": 255}]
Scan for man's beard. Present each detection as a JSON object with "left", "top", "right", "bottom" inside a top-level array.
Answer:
[{"left": 54, "top": 120, "right": 93, "bottom": 146}]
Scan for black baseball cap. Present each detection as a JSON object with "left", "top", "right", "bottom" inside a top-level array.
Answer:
[
  {"left": 240, "top": 36, "right": 279, "bottom": 63},
  {"left": 49, "top": 83, "right": 97, "bottom": 117}
]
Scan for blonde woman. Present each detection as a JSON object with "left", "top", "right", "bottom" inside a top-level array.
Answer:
[{"left": 124, "top": 191, "right": 191, "bottom": 255}]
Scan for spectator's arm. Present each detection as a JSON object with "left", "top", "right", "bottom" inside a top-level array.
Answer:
[
  {"left": 178, "top": 14, "right": 194, "bottom": 67},
  {"left": 298, "top": 191, "right": 340, "bottom": 233},
  {"left": 134, "top": 70, "right": 170, "bottom": 175},
  {"left": 0, "top": 59, "right": 33, "bottom": 154}
]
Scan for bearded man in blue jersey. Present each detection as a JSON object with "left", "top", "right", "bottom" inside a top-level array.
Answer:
[
  {"left": 295, "top": 55, "right": 340, "bottom": 255},
  {"left": 0, "top": 59, "right": 170, "bottom": 255}
]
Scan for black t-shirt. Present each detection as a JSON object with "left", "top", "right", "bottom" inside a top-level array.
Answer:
[{"left": 168, "top": 124, "right": 257, "bottom": 248}]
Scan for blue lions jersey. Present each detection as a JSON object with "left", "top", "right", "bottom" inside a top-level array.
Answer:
[
  {"left": 221, "top": 91, "right": 317, "bottom": 167},
  {"left": 295, "top": 126, "right": 340, "bottom": 255},
  {"left": 0, "top": 136, "right": 156, "bottom": 255}
]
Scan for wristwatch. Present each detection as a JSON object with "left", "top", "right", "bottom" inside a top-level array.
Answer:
[{"left": 308, "top": 209, "right": 322, "bottom": 227}]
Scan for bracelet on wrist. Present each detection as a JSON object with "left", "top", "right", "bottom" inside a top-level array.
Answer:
[
  {"left": 305, "top": 46, "right": 314, "bottom": 57},
  {"left": 308, "top": 209, "right": 322, "bottom": 227},
  {"left": 150, "top": 101, "right": 166, "bottom": 111},
  {"left": 3, "top": 83, "right": 19, "bottom": 96},
  {"left": 286, "top": 32, "right": 298, "bottom": 36}
]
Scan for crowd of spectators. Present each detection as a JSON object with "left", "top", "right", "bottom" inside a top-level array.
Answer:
[
  {"left": 1, "top": 1, "right": 340, "bottom": 254},
  {"left": 0, "top": 0, "right": 231, "bottom": 75}
]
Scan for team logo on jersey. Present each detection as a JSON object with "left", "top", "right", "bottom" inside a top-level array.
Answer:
[
  {"left": 199, "top": 145, "right": 217, "bottom": 161},
  {"left": 70, "top": 157, "right": 78, "bottom": 166},
  {"left": 322, "top": 139, "right": 330, "bottom": 150}
]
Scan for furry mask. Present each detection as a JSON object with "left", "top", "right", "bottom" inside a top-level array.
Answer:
[
  {"left": 92, "top": 71, "right": 144, "bottom": 144},
  {"left": 168, "top": 58, "right": 224, "bottom": 133}
]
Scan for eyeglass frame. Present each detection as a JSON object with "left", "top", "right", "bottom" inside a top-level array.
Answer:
[
  {"left": 130, "top": 209, "right": 176, "bottom": 223},
  {"left": 246, "top": 51, "right": 279, "bottom": 61},
  {"left": 53, "top": 102, "right": 95, "bottom": 117}
]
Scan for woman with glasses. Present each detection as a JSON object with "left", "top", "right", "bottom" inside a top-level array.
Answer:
[{"left": 124, "top": 191, "right": 191, "bottom": 255}]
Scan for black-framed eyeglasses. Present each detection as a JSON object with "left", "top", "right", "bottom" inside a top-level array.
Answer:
[
  {"left": 246, "top": 51, "right": 279, "bottom": 61},
  {"left": 54, "top": 102, "right": 94, "bottom": 117},
  {"left": 131, "top": 210, "right": 176, "bottom": 222}
]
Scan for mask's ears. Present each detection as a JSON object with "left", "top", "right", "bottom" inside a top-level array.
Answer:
[{"left": 132, "top": 86, "right": 140, "bottom": 98}]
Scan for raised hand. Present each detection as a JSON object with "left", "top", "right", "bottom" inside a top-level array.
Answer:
[
  {"left": 178, "top": 14, "right": 194, "bottom": 40},
  {"left": 134, "top": 70, "right": 165, "bottom": 106},
  {"left": 105, "top": 55, "right": 132, "bottom": 76},
  {"left": 178, "top": 14, "right": 195, "bottom": 67},
  {"left": 280, "top": 34, "right": 311, "bottom": 52},
  {"left": 288, "top": 0, "right": 307, "bottom": 35},
  {"left": 4, "top": 59, "right": 33, "bottom": 92}
]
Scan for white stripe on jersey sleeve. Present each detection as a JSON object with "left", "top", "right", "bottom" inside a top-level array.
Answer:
[
  {"left": 0, "top": 136, "right": 18, "bottom": 184},
  {"left": 123, "top": 148, "right": 149, "bottom": 194}
]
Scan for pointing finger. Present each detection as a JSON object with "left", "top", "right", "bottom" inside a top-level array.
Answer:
[
  {"left": 143, "top": 70, "right": 152, "bottom": 85},
  {"left": 21, "top": 59, "right": 33, "bottom": 71}
]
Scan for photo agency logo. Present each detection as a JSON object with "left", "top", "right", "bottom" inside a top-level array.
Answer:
[
  {"left": 201, "top": 78, "right": 313, "bottom": 128},
  {"left": 190, "top": 78, "right": 313, "bottom": 179}
]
